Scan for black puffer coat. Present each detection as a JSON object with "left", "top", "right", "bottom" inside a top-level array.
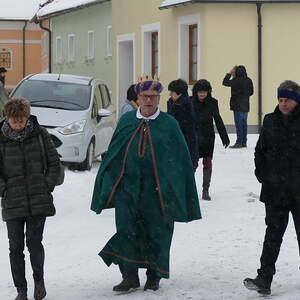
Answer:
[
  {"left": 222, "top": 71, "right": 254, "bottom": 112},
  {"left": 255, "top": 105, "right": 300, "bottom": 206},
  {"left": 193, "top": 96, "right": 229, "bottom": 158},
  {"left": 0, "top": 115, "right": 60, "bottom": 221},
  {"left": 167, "top": 95, "right": 198, "bottom": 166}
]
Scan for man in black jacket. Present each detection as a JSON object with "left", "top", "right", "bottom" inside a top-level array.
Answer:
[
  {"left": 167, "top": 79, "right": 198, "bottom": 170},
  {"left": 244, "top": 80, "right": 300, "bottom": 296},
  {"left": 0, "top": 98, "right": 61, "bottom": 300},
  {"left": 192, "top": 79, "right": 229, "bottom": 200},
  {"left": 223, "top": 65, "right": 253, "bottom": 148}
]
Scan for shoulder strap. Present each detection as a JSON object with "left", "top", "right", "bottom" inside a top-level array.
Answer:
[{"left": 38, "top": 134, "right": 48, "bottom": 173}]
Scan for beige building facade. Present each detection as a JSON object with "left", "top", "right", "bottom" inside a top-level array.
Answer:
[{"left": 112, "top": 0, "right": 300, "bottom": 131}]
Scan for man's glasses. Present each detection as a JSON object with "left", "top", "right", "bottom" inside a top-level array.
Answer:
[{"left": 139, "top": 94, "right": 160, "bottom": 101}]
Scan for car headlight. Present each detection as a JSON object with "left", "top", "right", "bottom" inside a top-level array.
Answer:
[{"left": 58, "top": 120, "right": 86, "bottom": 135}]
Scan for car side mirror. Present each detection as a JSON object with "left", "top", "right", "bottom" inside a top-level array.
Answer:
[{"left": 98, "top": 108, "right": 112, "bottom": 118}]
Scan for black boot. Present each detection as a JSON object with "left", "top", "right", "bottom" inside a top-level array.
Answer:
[
  {"left": 202, "top": 168, "right": 212, "bottom": 201},
  {"left": 15, "top": 289, "right": 28, "bottom": 300},
  {"left": 229, "top": 143, "right": 243, "bottom": 149},
  {"left": 34, "top": 279, "right": 46, "bottom": 300},
  {"left": 144, "top": 277, "right": 160, "bottom": 291},
  {"left": 113, "top": 277, "right": 140, "bottom": 292},
  {"left": 243, "top": 276, "right": 271, "bottom": 295}
]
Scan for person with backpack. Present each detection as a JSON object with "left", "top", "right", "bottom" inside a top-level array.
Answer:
[{"left": 0, "top": 98, "right": 61, "bottom": 300}]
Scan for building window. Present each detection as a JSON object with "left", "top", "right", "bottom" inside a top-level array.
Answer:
[
  {"left": 56, "top": 36, "right": 63, "bottom": 63},
  {"left": 107, "top": 26, "right": 112, "bottom": 57},
  {"left": 189, "top": 24, "right": 198, "bottom": 85},
  {"left": 151, "top": 32, "right": 158, "bottom": 78},
  {"left": 0, "top": 51, "right": 11, "bottom": 69},
  {"left": 88, "top": 31, "right": 95, "bottom": 60},
  {"left": 68, "top": 34, "right": 76, "bottom": 62},
  {"left": 141, "top": 23, "right": 160, "bottom": 78}
]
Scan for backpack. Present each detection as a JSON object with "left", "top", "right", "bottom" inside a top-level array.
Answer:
[{"left": 38, "top": 134, "right": 65, "bottom": 186}]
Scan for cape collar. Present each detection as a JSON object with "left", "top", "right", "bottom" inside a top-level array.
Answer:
[{"left": 136, "top": 107, "right": 160, "bottom": 120}]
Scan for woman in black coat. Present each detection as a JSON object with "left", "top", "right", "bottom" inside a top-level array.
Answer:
[
  {"left": 192, "top": 79, "right": 230, "bottom": 200},
  {"left": 167, "top": 79, "right": 198, "bottom": 170}
]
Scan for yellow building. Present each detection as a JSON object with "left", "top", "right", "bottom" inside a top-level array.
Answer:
[{"left": 112, "top": 0, "right": 300, "bottom": 131}]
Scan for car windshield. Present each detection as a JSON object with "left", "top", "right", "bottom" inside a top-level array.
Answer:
[{"left": 12, "top": 80, "right": 91, "bottom": 111}]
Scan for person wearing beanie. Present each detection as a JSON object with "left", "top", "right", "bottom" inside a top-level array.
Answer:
[
  {"left": 167, "top": 79, "right": 198, "bottom": 170},
  {"left": 244, "top": 80, "right": 300, "bottom": 296},
  {"left": 192, "top": 79, "right": 230, "bottom": 200},
  {"left": 91, "top": 77, "right": 201, "bottom": 293},
  {"left": 119, "top": 84, "right": 139, "bottom": 118},
  {"left": 222, "top": 65, "right": 254, "bottom": 148}
]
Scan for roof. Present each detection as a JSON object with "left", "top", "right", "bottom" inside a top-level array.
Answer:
[
  {"left": 26, "top": 73, "right": 94, "bottom": 85},
  {"left": 160, "top": 0, "right": 300, "bottom": 9},
  {"left": 37, "top": 0, "right": 109, "bottom": 19},
  {"left": 0, "top": 0, "right": 42, "bottom": 21}
]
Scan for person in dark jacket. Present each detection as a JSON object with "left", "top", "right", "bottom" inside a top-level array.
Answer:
[
  {"left": 0, "top": 98, "right": 61, "bottom": 300},
  {"left": 192, "top": 79, "right": 230, "bottom": 200},
  {"left": 222, "top": 65, "right": 254, "bottom": 148},
  {"left": 244, "top": 80, "right": 300, "bottom": 296},
  {"left": 167, "top": 79, "right": 198, "bottom": 169}
]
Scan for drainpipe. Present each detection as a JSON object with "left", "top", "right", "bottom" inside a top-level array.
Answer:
[
  {"left": 256, "top": 2, "right": 263, "bottom": 130},
  {"left": 22, "top": 21, "right": 28, "bottom": 78},
  {"left": 39, "top": 20, "right": 52, "bottom": 73}
]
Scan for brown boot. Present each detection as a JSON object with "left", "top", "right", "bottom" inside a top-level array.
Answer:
[
  {"left": 34, "top": 280, "right": 46, "bottom": 300},
  {"left": 113, "top": 277, "right": 140, "bottom": 292}
]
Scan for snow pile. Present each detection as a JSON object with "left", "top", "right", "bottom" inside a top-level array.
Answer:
[
  {"left": 160, "top": 0, "right": 192, "bottom": 9},
  {"left": 0, "top": 0, "right": 42, "bottom": 20},
  {"left": 1, "top": 134, "right": 300, "bottom": 299},
  {"left": 37, "top": 0, "right": 104, "bottom": 18}
]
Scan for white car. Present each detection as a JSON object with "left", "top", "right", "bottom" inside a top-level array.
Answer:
[{"left": 11, "top": 73, "right": 116, "bottom": 170}]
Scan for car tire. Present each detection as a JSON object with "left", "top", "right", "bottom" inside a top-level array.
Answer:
[{"left": 77, "top": 140, "right": 95, "bottom": 171}]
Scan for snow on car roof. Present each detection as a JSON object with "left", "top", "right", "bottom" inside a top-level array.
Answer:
[{"left": 27, "top": 73, "right": 94, "bottom": 85}]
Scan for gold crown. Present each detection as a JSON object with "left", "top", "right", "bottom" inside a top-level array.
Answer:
[{"left": 137, "top": 74, "right": 160, "bottom": 83}]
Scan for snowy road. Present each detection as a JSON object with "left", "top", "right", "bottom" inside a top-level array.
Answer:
[{"left": 1, "top": 134, "right": 300, "bottom": 300}]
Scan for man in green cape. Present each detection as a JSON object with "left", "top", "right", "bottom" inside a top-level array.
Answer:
[{"left": 91, "top": 78, "right": 201, "bottom": 292}]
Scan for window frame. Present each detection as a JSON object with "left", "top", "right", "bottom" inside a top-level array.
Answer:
[
  {"left": 189, "top": 24, "right": 198, "bottom": 85},
  {"left": 87, "top": 30, "right": 95, "bottom": 60},
  {"left": 106, "top": 25, "right": 112, "bottom": 57},
  {"left": 56, "top": 36, "right": 63, "bottom": 63},
  {"left": 68, "top": 34, "right": 76, "bottom": 62},
  {"left": 151, "top": 32, "right": 159, "bottom": 78}
]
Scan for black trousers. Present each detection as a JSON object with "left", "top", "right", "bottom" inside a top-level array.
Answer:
[
  {"left": 258, "top": 199, "right": 300, "bottom": 280},
  {"left": 119, "top": 264, "right": 158, "bottom": 280},
  {"left": 6, "top": 216, "right": 46, "bottom": 291}
]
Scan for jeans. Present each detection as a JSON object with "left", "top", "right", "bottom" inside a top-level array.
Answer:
[
  {"left": 233, "top": 111, "right": 248, "bottom": 145},
  {"left": 6, "top": 216, "right": 46, "bottom": 291}
]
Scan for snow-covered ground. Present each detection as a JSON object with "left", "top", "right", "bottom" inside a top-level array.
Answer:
[{"left": 1, "top": 134, "right": 300, "bottom": 300}]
